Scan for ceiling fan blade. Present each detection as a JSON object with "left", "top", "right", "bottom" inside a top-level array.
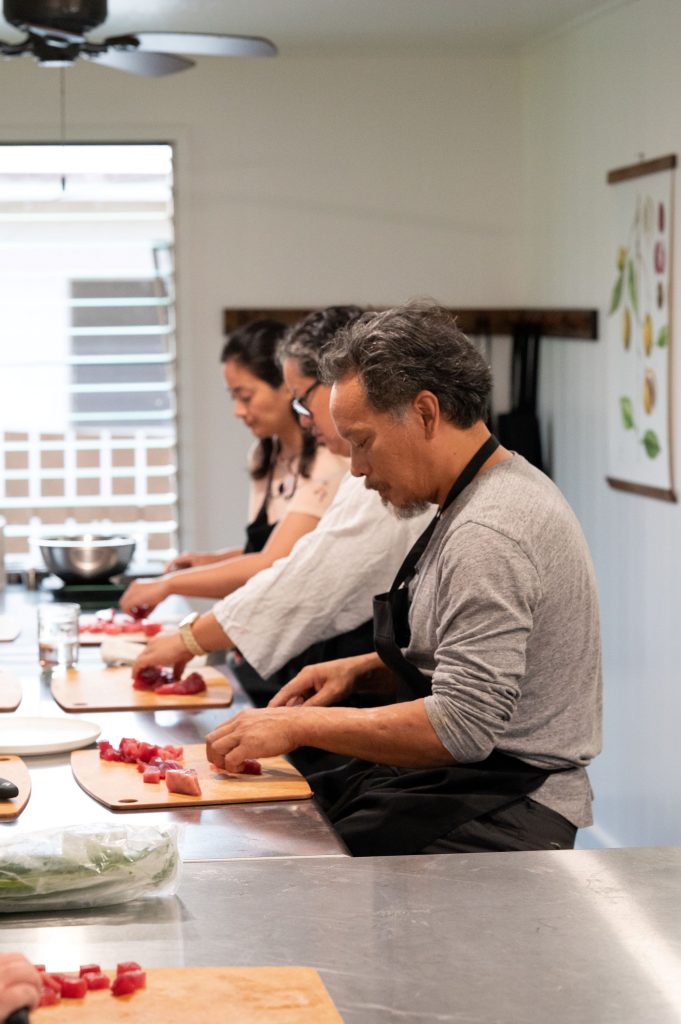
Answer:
[
  {"left": 86, "top": 48, "right": 194, "bottom": 76},
  {"left": 0, "top": 37, "right": 30, "bottom": 54},
  {"left": 132, "top": 32, "right": 277, "bottom": 58},
  {"left": 24, "top": 22, "right": 86, "bottom": 43}
]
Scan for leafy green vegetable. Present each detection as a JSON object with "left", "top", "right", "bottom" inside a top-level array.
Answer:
[
  {"left": 610, "top": 271, "right": 624, "bottom": 314},
  {"left": 627, "top": 260, "right": 638, "bottom": 315},
  {"left": 620, "top": 396, "right": 635, "bottom": 430},
  {"left": 642, "top": 431, "right": 661, "bottom": 459},
  {"left": 0, "top": 825, "right": 179, "bottom": 912}
]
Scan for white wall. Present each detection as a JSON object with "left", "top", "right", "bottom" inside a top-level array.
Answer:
[
  {"left": 521, "top": 0, "right": 681, "bottom": 848},
  {"left": 5, "top": 22, "right": 674, "bottom": 851},
  {"left": 0, "top": 52, "right": 523, "bottom": 551}
]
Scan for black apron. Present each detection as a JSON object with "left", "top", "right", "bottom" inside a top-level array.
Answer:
[
  {"left": 243, "top": 482, "right": 276, "bottom": 554},
  {"left": 311, "top": 435, "right": 552, "bottom": 857},
  {"left": 237, "top": 464, "right": 377, "bottom": 724},
  {"left": 219, "top": 470, "right": 276, "bottom": 679}
]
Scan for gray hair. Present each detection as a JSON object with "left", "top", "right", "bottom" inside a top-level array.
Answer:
[
  {"left": 278, "top": 305, "right": 364, "bottom": 379},
  {"left": 320, "top": 302, "right": 492, "bottom": 428}
]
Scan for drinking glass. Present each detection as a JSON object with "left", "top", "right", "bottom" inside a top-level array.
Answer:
[{"left": 37, "top": 603, "right": 80, "bottom": 669}]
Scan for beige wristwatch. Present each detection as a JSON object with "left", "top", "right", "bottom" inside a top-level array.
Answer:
[{"left": 178, "top": 612, "right": 207, "bottom": 657}]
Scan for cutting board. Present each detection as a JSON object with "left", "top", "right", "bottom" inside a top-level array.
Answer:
[
  {"left": 71, "top": 744, "right": 312, "bottom": 809},
  {"left": 0, "top": 669, "right": 22, "bottom": 711},
  {"left": 51, "top": 666, "right": 234, "bottom": 712},
  {"left": 33, "top": 966, "right": 343, "bottom": 1023},
  {"left": 80, "top": 630, "right": 156, "bottom": 646},
  {"left": 0, "top": 755, "right": 31, "bottom": 819},
  {"left": 0, "top": 615, "right": 20, "bottom": 642}
]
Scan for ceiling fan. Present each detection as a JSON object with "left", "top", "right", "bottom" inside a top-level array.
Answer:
[{"left": 0, "top": 0, "right": 277, "bottom": 75}]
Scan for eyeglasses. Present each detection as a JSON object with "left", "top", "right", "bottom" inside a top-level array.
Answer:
[{"left": 291, "top": 381, "right": 320, "bottom": 418}]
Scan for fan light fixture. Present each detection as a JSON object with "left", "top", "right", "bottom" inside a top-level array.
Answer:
[{"left": 0, "top": 0, "right": 277, "bottom": 75}]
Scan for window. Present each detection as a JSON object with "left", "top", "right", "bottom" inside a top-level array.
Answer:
[{"left": 0, "top": 144, "right": 179, "bottom": 570}]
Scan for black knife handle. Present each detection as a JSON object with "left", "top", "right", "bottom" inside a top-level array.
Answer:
[{"left": 4, "top": 1007, "right": 29, "bottom": 1024}]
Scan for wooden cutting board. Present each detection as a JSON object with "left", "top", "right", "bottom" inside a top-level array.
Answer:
[
  {"left": 71, "top": 744, "right": 312, "bottom": 809},
  {"left": 33, "top": 966, "right": 343, "bottom": 1023},
  {"left": 0, "top": 615, "right": 20, "bottom": 642},
  {"left": 0, "top": 669, "right": 22, "bottom": 711},
  {"left": 0, "top": 755, "right": 31, "bottom": 819},
  {"left": 51, "top": 666, "right": 234, "bottom": 712},
  {"left": 80, "top": 630, "right": 155, "bottom": 646}
]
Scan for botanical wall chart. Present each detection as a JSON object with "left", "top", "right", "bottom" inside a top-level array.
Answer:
[{"left": 606, "top": 155, "right": 676, "bottom": 501}]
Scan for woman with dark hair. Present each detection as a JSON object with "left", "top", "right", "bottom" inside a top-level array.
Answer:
[{"left": 120, "top": 319, "right": 348, "bottom": 615}]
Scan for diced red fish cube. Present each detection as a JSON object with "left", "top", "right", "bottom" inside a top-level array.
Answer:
[
  {"left": 112, "top": 970, "right": 146, "bottom": 996},
  {"left": 165, "top": 768, "right": 202, "bottom": 796},
  {"left": 154, "top": 672, "right": 207, "bottom": 696},
  {"left": 79, "top": 964, "right": 101, "bottom": 976},
  {"left": 129, "top": 603, "right": 151, "bottom": 620},
  {"left": 83, "top": 973, "right": 111, "bottom": 991},
  {"left": 116, "top": 962, "right": 142, "bottom": 976},
  {"left": 38, "top": 986, "right": 60, "bottom": 1007},
  {"left": 60, "top": 976, "right": 88, "bottom": 999}
]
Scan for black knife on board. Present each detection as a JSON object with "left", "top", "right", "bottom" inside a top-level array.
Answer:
[{"left": 4, "top": 1009, "right": 29, "bottom": 1024}]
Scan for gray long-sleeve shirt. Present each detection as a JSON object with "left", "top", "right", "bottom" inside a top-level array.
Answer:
[{"left": 409, "top": 455, "right": 602, "bottom": 827}]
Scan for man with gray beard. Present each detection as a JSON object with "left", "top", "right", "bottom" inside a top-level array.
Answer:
[{"left": 206, "top": 303, "right": 602, "bottom": 856}]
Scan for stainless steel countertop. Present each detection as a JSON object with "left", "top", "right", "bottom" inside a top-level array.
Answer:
[
  {"left": 2, "top": 845, "right": 681, "bottom": 1022},
  {"left": 0, "top": 585, "right": 346, "bottom": 860}
]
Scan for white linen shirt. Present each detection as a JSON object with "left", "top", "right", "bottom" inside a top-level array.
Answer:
[{"left": 212, "top": 473, "right": 433, "bottom": 678}]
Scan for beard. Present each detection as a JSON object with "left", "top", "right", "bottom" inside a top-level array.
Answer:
[
  {"left": 382, "top": 496, "right": 432, "bottom": 519},
  {"left": 365, "top": 478, "right": 430, "bottom": 518}
]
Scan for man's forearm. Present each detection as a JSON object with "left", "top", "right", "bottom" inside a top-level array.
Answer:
[
  {"left": 353, "top": 652, "right": 400, "bottom": 696},
  {"left": 289, "top": 699, "right": 455, "bottom": 769}
]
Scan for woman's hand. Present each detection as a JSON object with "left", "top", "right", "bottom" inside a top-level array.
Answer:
[
  {"left": 119, "top": 577, "right": 171, "bottom": 617},
  {"left": 0, "top": 954, "right": 43, "bottom": 1020},
  {"left": 268, "top": 658, "right": 361, "bottom": 708},
  {"left": 131, "top": 631, "right": 191, "bottom": 681}
]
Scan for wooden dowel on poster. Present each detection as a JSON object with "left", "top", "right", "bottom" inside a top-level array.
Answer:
[
  {"left": 607, "top": 154, "right": 677, "bottom": 184},
  {"left": 606, "top": 477, "right": 677, "bottom": 503}
]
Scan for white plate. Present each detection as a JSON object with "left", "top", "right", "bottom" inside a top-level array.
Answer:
[{"left": 0, "top": 717, "right": 101, "bottom": 755}]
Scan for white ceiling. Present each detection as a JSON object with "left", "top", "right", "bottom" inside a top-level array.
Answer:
[{"left": 0, "top": 0, "right": 633, "bottom": 55}]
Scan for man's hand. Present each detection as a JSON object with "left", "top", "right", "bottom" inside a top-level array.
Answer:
[
  {"left": 205, "top": 708, "right": 302, "bottom": 773},
  {"left": 119, "top": 577, "right": 170, "bottom": 616},
  {"left": 0, "top": 953, "right": 43, "bottom": 1020},
  {"left": 268, "top": 658, "right": 360, "bottom": 708},
  {"left": 131, "top": 631, "right": 191, "bottom": 681}
]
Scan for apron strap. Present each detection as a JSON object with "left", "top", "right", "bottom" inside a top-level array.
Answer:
[{"left": 391, "top": 434, "right": 499, "bottom": 592}]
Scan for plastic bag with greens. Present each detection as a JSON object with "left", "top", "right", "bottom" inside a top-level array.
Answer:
[{"left": 0, "top": 823, "right": 180, "bottom": 912}]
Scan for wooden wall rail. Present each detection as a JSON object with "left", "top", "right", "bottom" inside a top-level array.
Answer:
[{"left": 224, "top": 308, "right": 598, "bottom": 341}]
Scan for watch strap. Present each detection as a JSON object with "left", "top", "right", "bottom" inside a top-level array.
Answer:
[{"left": 179, "top": 615, "right": 207, "bottom": 657}]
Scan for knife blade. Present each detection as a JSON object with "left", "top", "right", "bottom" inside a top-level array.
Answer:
[{"left": 4, "top": 1008, "right": 29, "bottom": 1024}]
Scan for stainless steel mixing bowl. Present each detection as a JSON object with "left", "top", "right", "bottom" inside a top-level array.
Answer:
[{"left": 39, "top": 535, "right": 136, "bottom": 584}]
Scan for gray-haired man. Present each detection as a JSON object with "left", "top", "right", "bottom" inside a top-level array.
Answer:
[{"left": 207, "top": 303, "right": 602, "bottom": 857}]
